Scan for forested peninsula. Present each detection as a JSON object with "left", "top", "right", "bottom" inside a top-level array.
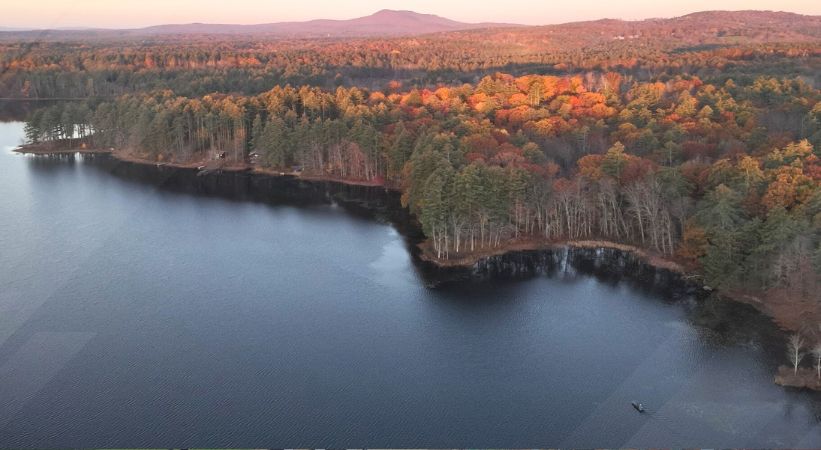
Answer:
[{"left": 22, "top": 72, "right": 821, "bottom": 331}]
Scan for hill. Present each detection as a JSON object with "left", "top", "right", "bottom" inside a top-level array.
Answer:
[{"left": 443, "top": 10, "right": 821, "bottom": 50}]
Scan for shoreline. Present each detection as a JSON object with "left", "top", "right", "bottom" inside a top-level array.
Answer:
[
  {"left": 417, "top": 237, "right": 686, "bottom": 273},
  {"left": 16, "top": 142, "right": 820, "bottom": 346},
  {"left": 418, "top": 236, "right": 819, "bottom": 333},
  {"left": 774, "top": 366, "right": 821, "bottom": 391},
  {"left": 13, "top": 142, "right": 400, "bottom": 191},
  {"left": 12, "top": 143, "right": 113, "bottom": 156}
]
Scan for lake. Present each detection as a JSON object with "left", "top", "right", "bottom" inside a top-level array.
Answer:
[{"left": 0, "top": 121, "right": 818, "bottom": 447}]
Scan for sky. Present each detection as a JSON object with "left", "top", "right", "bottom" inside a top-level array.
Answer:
[{"left": 3, "top": 0, "right": 820, "bottom": 29}]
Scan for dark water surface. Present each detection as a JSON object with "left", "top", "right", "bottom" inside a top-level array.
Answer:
[{"left": 0, "top": 122, "right": 818, "bottom": 447}]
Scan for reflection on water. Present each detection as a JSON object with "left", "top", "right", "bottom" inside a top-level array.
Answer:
[{"left": 1, "top": 122, "right": 819, "bottom": 447}]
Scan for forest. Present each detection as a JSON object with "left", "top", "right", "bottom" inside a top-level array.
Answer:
[
  {"left": 8, "top": 10, "right": 821, "bottom": 327},
  {"left": 23, "top": 72, "right": 821, "bottom": 306},
  {"left": 1, "top": 11, "right": 819, "bottom": 98}
]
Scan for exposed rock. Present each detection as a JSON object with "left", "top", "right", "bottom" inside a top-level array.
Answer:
[{"left": 774, "top": 365, "right": 821, "bottom": 391}]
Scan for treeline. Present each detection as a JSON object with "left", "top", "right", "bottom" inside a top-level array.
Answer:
[
  {"left": 24, "top": 72, "right": 821, "bottom": 301},
  {"left": 1, "top": 32, "right": 817, "bottom": 98}
]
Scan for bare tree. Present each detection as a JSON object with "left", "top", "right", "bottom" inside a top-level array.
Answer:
[
  {"left": 812, "top": 343, "right": 821, "bottom": 381},
  {"left": 787, "top": 334, "right": 805, "bottom": 375}
]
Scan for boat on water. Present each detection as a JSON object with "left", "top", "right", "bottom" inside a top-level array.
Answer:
[{"left": 631, "top": 401, "right": 645, "bottom": 413}]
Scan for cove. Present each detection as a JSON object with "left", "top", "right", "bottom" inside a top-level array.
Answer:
[{"left": 0, "top": 121, "right": 819, "bottom": 447}]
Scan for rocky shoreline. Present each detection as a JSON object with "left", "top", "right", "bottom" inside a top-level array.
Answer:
[{"left": 774, "top": 366, "right": 821, "bottom": 391}]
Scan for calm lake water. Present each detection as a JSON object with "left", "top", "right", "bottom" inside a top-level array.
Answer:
[{"left": 0, "top": 121, "right": 819, "bottom": 447}]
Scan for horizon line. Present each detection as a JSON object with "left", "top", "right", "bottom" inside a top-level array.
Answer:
[{"left": 1, "top": 7, "right": 817, "bottom": 31}]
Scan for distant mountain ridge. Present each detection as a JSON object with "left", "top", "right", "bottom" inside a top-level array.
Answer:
[
  {"left": 141, "top": 9, "right": 517, "bottom": 36},
  {"left": 1, "top": 9, "right": 518, "bottom": 38},
  {"left": 443, "top": 10, "right": 820, "bottom": 49},
  {"left": 0, "top": 9, "right": 818, "bottom": 42}
]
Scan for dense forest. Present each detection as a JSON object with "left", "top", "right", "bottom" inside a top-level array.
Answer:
[
  {"left": 1, "top": 11, "right": 819, "bottom": 98},
  {"left": 8, "top": 10, "right": 821, "bottom": 328},
  {"left": 24, "top": 71, "right": 821, "bottom": 305}
]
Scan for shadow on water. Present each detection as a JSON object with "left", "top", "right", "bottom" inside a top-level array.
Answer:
[
  {"left": 27, "top": 154, "right": 697, "bottom": 293},
  {"left": 25, "top": 151, "right": 431, "bottom": 272},
  {"left": 21, "top": 151, "right": 821, "bottom": 418},
  {"left": 22, "top": 152, "right": 79, "bottom": 171}
]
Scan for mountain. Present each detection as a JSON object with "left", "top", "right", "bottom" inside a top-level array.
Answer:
[
  {"left": 139, "top": 9, "right": 517, "bottom": 36},
  {"left": 0, "top": 10, "right": 518, "bottom": 39}
]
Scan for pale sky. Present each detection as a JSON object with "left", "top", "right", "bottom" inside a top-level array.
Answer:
[{"left": 3, "top": 0, "right": 820, "bottom": 29}]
